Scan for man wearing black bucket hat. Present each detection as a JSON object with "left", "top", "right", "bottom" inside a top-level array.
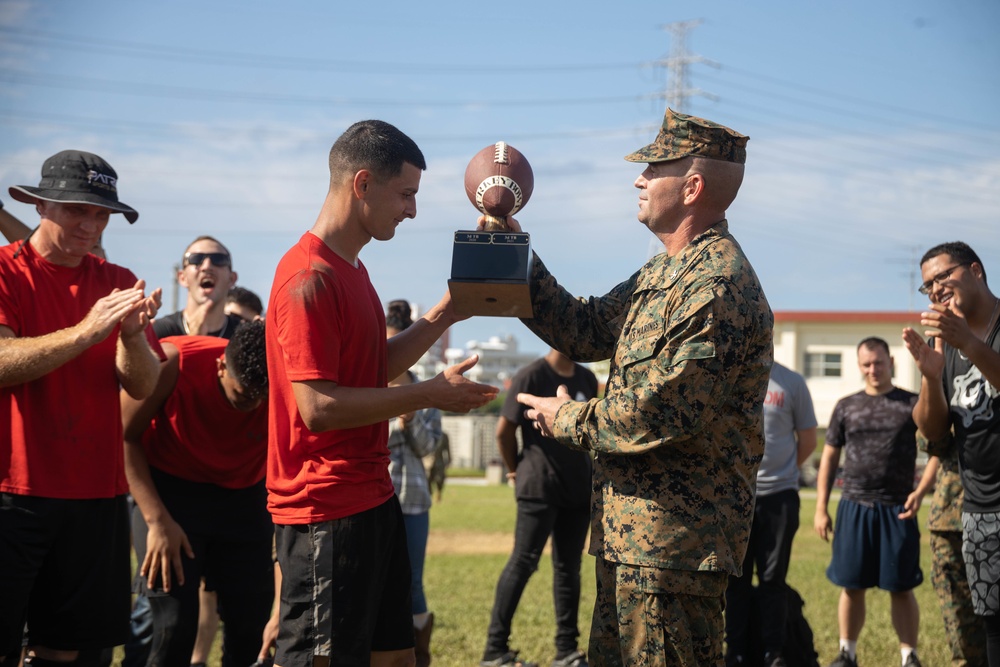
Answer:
[{"left": 0, "top": 151, "right": 162, "bottom": 667}]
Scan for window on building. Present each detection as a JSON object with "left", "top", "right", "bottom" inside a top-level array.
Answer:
[{"left": 805, "top": 352, "right": 842, "bottom": 378}]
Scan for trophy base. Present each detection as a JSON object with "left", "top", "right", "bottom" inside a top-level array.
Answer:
[
  {"left": 448, "top": 280, "right": 533, "bottom": 318},
  {"left": 450, "top": 229, "right": 533, "bottom": 318}
]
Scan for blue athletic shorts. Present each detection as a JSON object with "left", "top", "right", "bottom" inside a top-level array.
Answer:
[{"left": 826, "top": 497, "right": 923, "bottom": 592}]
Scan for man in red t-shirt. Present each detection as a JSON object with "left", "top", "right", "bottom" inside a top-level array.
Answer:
[
  {"left": 266, "top": 120, "right": 498, "bottom": 667},
  {"left": 122, "top": 320, "right": 273, "bottom": 667},
  {"left": 0, "top": 151, "right": 161, "bottom": 666}
]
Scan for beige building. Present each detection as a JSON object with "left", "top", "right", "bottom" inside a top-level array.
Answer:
[
  {"left": 774, "top": 311, "right": 923, "bottom": 429},
  {"left": 440, "top": 311, "right": 930, "bottom": 471}
]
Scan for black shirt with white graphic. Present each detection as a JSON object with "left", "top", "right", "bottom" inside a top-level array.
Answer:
[{"left": 943, "top": 318, "right": 1000, "bottom": 513}]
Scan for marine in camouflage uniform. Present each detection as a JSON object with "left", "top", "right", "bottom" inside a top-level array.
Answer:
[
  {"left": 922, "top": 435, "right": 987, "bottom": 667},
  {"left": 515, "top": 109, "right": 773, "bottom": 666}
]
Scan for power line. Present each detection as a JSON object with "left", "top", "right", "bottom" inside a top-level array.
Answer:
[
  {"left": 0, "top": 26, "right": 640, "bottom": 75},
  {"left": 0, "top": 70, "right": 650, "bottom": 108}
]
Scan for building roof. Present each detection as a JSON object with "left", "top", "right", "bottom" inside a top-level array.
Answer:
[{"left": 774, "top": 311, "right": 921, "bottom": 323}]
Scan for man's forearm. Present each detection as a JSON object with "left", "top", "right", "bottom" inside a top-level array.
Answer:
[
  {"left": 386, "top": 303, "right": 455, "bottom": 381},
  {"left": 124, "top": 438, "right": 170, "bottom": 526},
  {"left": 117, "top": 331, "right": 160, "bottom": 400},
  {"left": 815, "top": 447, "right": 838, "bottom": 510},
  {"left": 0, "top": 326, "right": 93, "bottom": 387},
  {"left": 913, "top": 377, "right": 950, "bottom": 441}
]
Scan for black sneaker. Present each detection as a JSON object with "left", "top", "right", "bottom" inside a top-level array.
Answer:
[
  {"left": 551, "top": 650, "right": 587, "bottom": 667},
  {"left": 828, "top": 649, "right": 858, "bottom": 667},
  {"left": 902, "top": 653, "right": 922, "bottom": 667},
  {"left": 479, "top": 651, "right": 539, "bottom": 667}
]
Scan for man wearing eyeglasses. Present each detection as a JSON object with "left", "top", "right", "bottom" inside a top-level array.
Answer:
[
  {"left": 904, "top": 241, "right": 1000, "bottom": 666},
  {"left": 153, "top": 237, "right": 243, "bottom": 339},
  {"left": 0, "top": 151, "right": 161, "bottom": 667}
]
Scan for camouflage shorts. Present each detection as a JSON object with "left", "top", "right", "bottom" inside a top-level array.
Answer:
[{"left": 589, "top": 557, "right": 727, "bottom": 667}]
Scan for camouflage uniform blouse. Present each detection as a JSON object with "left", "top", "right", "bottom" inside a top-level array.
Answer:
[{"left": 522, "top": 220, "right": 773, "bottom": 575}]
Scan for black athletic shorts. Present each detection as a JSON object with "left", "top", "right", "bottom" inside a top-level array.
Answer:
[
  {"left": 0, "top": 494, "right": 131, "bottom": 653},
  {"left": 274, "top": 496, "right": 413, "bottom": 667}
]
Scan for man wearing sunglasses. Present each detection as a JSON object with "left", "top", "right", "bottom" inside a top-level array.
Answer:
[
  {"left": 124, "top": 237, "right": 245, "bottom": 667},
  {"left": 904, "top": 241, "right": 1000, "bottom": 666},
  {"left": 153, "top": 237, "right": 242, "bottom": 340}
]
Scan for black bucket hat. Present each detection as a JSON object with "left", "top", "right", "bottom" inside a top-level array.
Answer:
[{"left": 9, "top": 150, "right": 139, "bottom": 223}]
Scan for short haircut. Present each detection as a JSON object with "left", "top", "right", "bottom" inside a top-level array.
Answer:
[
  {"left": 183, "top": 235, "right": 231, "bottom": 261},
  {"left": 857, "top": 336, "right": 890, "bottom": 356},
  {"left": 225, "top": 320, "right": 267, "bottom": 398},
  {"left": 385, "top": 299, "right": 413, "bottom": 332},
  {"left": 227, "top": 286, "right": 264, "bottom": 318},
  {"left": 921, "top": 241, "right": 987, "bottom": 284},
  {"left": 328, "top": 120, "right": 426, "bottom": 185}
]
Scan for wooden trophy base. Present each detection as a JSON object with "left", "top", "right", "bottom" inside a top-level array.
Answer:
[{"left": 449, "top": 229, "right": 533, "bottom": 318}]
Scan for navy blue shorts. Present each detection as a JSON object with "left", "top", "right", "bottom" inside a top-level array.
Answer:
[{"left": 827, "top": 497, "right": 923, "bottom": 592}]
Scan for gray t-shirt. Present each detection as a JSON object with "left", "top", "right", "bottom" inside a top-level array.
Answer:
[{"left": 756, "top": 362, "right": 817, "bottom": 497}]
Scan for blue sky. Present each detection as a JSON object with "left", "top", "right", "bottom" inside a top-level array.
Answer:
[{"left": 2, "top": 0, "right": 998, "bottom": 358}]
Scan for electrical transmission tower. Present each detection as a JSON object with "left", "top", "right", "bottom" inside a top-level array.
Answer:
[{"left": 657, "top": 20, "right": 718, "bottom": 113}]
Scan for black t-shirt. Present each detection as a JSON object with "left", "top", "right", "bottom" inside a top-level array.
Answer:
[
  {"left": 501, "top": 357, "right": 598, "bottom": 508},
  {"left": 826, "top": 387, "right": 919, "bottom": 506},
  {"left": 152, "top": 311, "right": 244, "bottom": 340},
  {"left": 944, "top": 319, "right": 1000, "bottom": 513}
]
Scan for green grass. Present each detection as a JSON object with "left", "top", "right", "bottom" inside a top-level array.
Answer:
[
  {"left": 420, "top": 486, "right": 948, "bottom": 667},
  {"left": 134, "top": 485, "right": 950, "bottom": 666}
]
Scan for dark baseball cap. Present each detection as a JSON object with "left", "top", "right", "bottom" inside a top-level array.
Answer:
[
  {"left": 9, "top": 150, "right": 139, "bottom": 223},
  {"left": 624, "top": 108, "right": 748, "bottom": 165}
]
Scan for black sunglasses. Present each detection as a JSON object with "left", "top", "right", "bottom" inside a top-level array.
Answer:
[{"left": 184, "top": 251, "right": 231, "bottom": 268}]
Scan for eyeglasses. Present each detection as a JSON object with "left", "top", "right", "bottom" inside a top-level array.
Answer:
[
  {"left": 918, "top": 262, "right": 968, "bottom": 295},
  {"left": 184, "top": 251, "right": 231, "bottom": 268}
]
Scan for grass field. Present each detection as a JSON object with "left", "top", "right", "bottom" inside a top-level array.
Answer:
[
  {"left": 419, "top": 483, "right": 949, "bottom": 667},
  {"left": 181, "top": 482, "right": 950, "bottom": 666}
]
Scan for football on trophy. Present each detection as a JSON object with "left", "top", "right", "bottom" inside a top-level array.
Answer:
[{"left": 464, "top": 142, "right": 534, "bottom": 219}]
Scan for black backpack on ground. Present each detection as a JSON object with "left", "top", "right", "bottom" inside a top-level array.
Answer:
[{"left": 745, "top": 584, "right": 820, "bottom": 667}]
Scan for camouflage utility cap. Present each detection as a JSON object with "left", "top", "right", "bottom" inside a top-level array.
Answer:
[{"left": 624, "top": 108, "right": 748, "bottom": 165}]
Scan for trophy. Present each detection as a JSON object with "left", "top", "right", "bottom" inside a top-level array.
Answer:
[{"left": 449, "top": 142, "right": 534, "bottom": 318}]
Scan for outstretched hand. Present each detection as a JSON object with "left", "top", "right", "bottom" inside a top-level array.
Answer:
[
  {"left": 517, "top": 384, "right": 572, "bottom": 439},
  {"left": 427, "top": 355, "right": 498, "bottom": 412}
]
